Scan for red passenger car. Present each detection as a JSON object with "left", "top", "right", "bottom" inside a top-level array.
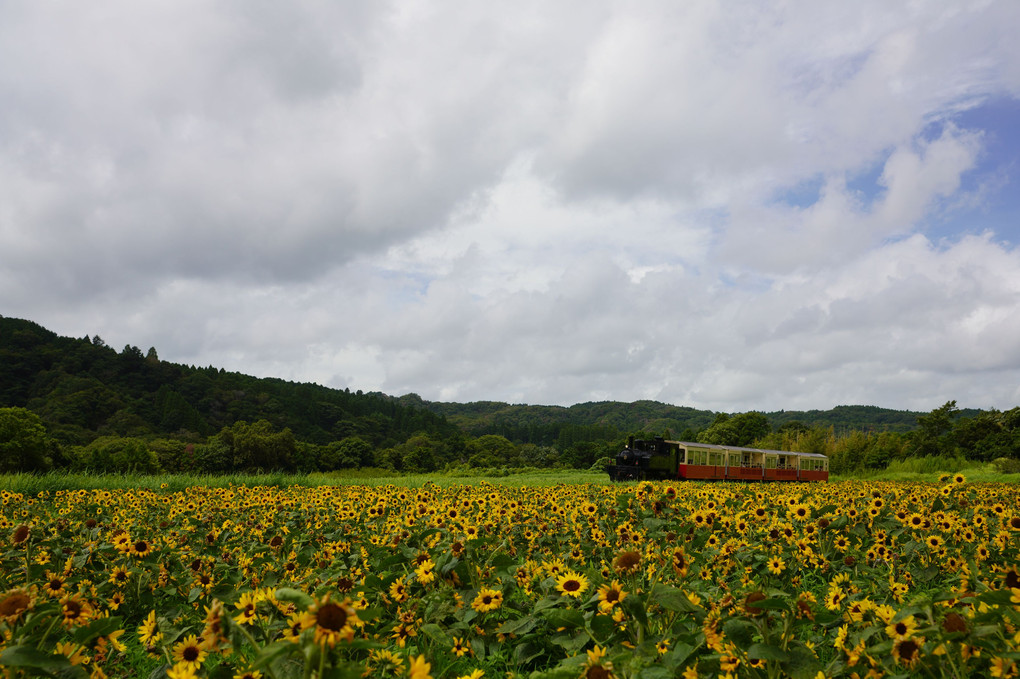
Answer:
[{"left": 608, "top": 437, "right": 829, "bottom": 482}]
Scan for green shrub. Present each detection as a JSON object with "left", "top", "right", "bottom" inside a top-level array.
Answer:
[{"left": 992, "top": 457, "right": 1020, "bottom": 474}]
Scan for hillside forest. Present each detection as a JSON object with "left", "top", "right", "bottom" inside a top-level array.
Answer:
[{"left": 2, "top": 315, "right": 1018, "bottom": 476}]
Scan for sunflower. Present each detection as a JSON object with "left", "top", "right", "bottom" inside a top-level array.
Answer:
[
  {"left": 108, "top": 565, "right": 130, "bottom": 587},
  {"left": 166, "top": 663, "right": 199, "bottom": 679},
  {"left": 597, "top": 580, "right": 627, "bottom": 612},
  {"left": 451, "top": 636, "right": 471, "bottom": 657},
  {"left": 612, "top": 550, "right": 641, "bottom": 575},
  {"left": 583, "top": 645, "right": 615, "bottom": 679},
  {"left": 471, "top": 587, "right": 503, "bottom": 613},
  {"left": 389, "top": 577, "right": 409, "bottom": 603},
  {"left": 555, "top": 570, "right": 590, "bottom": 598},
  {"left": 43, "top": 571, "right": 67, "bottom": 598},
  {"left": 131, "top": 539, "right": 154, "bottom": 558},
  {"left": 408, "top": 655, "right": 432, "bottom": 679},
  {"left": 766, "top": 556, "right": 786, "bottom": 575},
  {"left": 0, "top": 588, "right": 33, "bottom": 624},
  {"left": 881, "top": 611, "right": 922, "bottom": 636},
  {"left": 60, "top": 593, "right": 94, "bottom": 629},
  {"left": 233, "top": 670, "right": 263, "bottom": 679},
  {"left": 367, "top": 650, "right": 404, "bottom": 674},
  {"left": 234, "top": 592, "right": 258, "bottom": 625},
  {"left": 298, "top": 595, "right": 360, "bottom": 647},
  {"left": 892, "top": 636, "right": 924, "bottom": 668},
  {"left": 172, "top": 634, "right": 207, "bottom": 671},
  {"left": 11, "top": 524, "right": 29, "bottom": 544},
  {"left": 415, "top": 558, "right": 436, "bottom": 586},
  {"left": 137, "top": 610, "right": 162, "bottom": 645},
  {"left": 670, "top": 547, "right": 690, "bottom": 576}
]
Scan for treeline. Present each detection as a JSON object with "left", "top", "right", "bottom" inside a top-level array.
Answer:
[
  {"left": 0, "top": 316, "right": 457, "bottom": 448},
  {"left": 420, "top": 398, "right": 933, "bottom": 446},
  {"left": 0, "top": 406, "right": 605, "bottom": 474},
  {"left": 2, "top": 315, "right": 1018, "bottom": 476},
  {"left": 746, "top": 402, "right": 1020, "bottom": 474}
]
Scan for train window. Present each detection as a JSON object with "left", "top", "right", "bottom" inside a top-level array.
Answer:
[{"left": 765, "top": 456, "right": 777, "bottom": 468}]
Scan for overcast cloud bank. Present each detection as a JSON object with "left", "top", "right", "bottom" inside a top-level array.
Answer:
[{"left": 2, "top": 1, "right": 1019, "bottom": 412}]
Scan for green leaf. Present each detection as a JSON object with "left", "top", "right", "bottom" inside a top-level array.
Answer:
[
  {"left": 252, "top": 641, "right": 300, "bottom": 670},
  {"left": 497, "top": 615, "right": 539, "bottom": 635},
  {"left": 72, "top": 615, "right": 124, "bottom": 644},
  {"left": 274, "top": 587, "right": 313, "bottom": 610},
  {"left": 622, "top": 594, "right": 648, "bottom": 628},
  {"left": 747, "top": 643, "right": 789, "bottom": 661},
  {"left": 649, "top": 584, "right": 700, "bottom": 612},
  {"left": 637, "top": 668, "right": 674, "bottom": 679},
  {"left": 0, "top": 645, "right": 73, "bottom": 669},
  {"left": 722, "top": 619, "right": 756, "bottom": 647},
  {"left": 977, "top": 589, "right": 1015, "bottom": 606},
  {"left": 543, "top": 608, "right": 585, "bottom": 629},
  {"left": 589, "top": 614, "right": 616, "bottom": 641},
  {"left": 781, "top": 641, "right": 824, "bottom": 679},
  {"left": 664, "top": 642, "right": 697, "bottom": 670},
  {"left": 188, "top": 586, "right": 203, "bottom": 603},
  {"left": 749, "top": 597, "right": 790, "bottom": 612},
  {"left": 420, "top": 623, "right": 452, "bottom": 646},
  {"left": 533, "top": 595, "right": 561, "bottom": 613}
]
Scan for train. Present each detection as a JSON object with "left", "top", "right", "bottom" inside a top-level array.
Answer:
[{"left": 608, "top": 436, "right": 829, "bottom": 482}]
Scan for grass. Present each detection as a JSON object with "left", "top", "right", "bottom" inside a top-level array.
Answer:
[
  {"left": 2, "top": 460, "right": 1017, "bottom": 494},
  {"left": 0, "top": 467, "right": 609, "bottom": 494}
]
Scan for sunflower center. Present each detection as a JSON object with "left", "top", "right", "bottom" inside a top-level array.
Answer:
[
  {"left": 897, "top": 639, "right": 919, "bottom": 660},
  {"left": 0, "top": 593, "right": 30, "bottom": 616},
  {"left": 563, "top": 580, "right": 580, "bottom": 592},
  {"left": 316, "top": 603, "right": 348, "bottom": 631},
  {"left": 183, "top": 646, "right": 200, "bottom": 661}
]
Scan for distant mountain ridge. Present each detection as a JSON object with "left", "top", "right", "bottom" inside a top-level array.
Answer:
[
  {"left": 1, "top": 314, "right": 974, "bottom": 450},
  {"left": 409, "top": 397, "right": 945, "bottom": 446}
]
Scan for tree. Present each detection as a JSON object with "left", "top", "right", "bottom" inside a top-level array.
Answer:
[
  {"left": 697, "top": 412, "right": 771, "bottom": 447},
  {"left": 0, "top": 407, "right": 52, "bottom": 472},
  {"left": 466, "top": 434, "right": 517, "bottom": 468},
  {"left": 321, "top": 436, "right": 374, "bottom": 470},
  {"left": 219, "top": 420, "right": 297, "bottom": 471},
  {"left": 71, "top": 436, "right": 158, "bottom": 473},
  {"left": 913, "top": 401, "right": 959, "bottom": 457}
]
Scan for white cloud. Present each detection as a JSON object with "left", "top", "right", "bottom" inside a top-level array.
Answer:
[{"left": 1, "top": 0, "right": 1019, "bottom": 413}]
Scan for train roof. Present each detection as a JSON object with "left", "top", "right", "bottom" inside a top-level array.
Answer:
[{"left": 667, "top": 440, "right": 829, "bottom": 460}]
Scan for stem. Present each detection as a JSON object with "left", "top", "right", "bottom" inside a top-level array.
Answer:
[
  {"left": 235, "top": 622, "right": 281, "bottom": 679},
  {"left": 36, "top": 614, "right": 62, "bottom": 649}
]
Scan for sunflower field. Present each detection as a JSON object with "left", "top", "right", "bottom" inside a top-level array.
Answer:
[{"left": 1, "top": 477, "right": 1019, "bottom": 679}]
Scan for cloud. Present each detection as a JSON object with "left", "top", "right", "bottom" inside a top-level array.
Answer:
[{"left": 1, "top": 1, "right": 1019, "bottom": 413}]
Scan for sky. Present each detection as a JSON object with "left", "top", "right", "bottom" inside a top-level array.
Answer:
[{"left": 2, "top": 1, "right": 1019, "bottom": 413}]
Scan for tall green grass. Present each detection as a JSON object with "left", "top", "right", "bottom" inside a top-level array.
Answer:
[
  {"left": 832, "top": 455, "right": 1019, "bottom": 483},
  {"left": 0, "top": 467, "right": 609, "bottom": 494}
]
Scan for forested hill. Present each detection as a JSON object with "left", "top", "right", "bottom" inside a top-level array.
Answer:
[
  {"left": 415, "top": 398, "right": 937, "bottom": 446},
  {"left": 3, "top": 314, "right": 948, "bottom": 450},
  {"left": 3, "top": 315, "right": 1016, "bottom": 474},
  {"left": 0, "top": 315, "right": 458, "bottom": 447}
]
